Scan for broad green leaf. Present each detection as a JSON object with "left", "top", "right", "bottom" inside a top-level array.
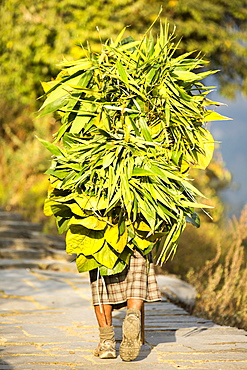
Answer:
[
  {"left": 134, "top": 220, "right": 151, "bottom": 232},
  {"left": 75, "top": 195, "right": 108, "bottom": 210},
  {"left": 93, "top": 243, "right": 119, "bottom": 269},
  {"left": 56, "top": 216, "right": 70, "bottom": 234},
  {"left": 132, "top": 231, "right": 154, "bottom": 251},
  {"left": 99, "top": 258, "right": 127, "bottom": 276},
  {"left": 78, "top": 216, "right": 107, "bottom": 230},
  {"left": 105, "top": 224, "right": 128, "bottom": 253},
  {"left": 66, "top": 225, "right": 105, "bottom": 255},
  {"left": 76, "top": 254, "right": 100, "bottom": 273},
  {"left": 50, "top": 203, "right": 73, "bottom": 218}
]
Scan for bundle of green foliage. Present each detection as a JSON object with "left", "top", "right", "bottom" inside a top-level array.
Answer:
[{"left": 39, "top": 20, "right": 228, "bottom": 275}]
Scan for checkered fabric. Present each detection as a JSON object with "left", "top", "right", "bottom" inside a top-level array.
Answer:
[{"left": 89, "top": 250, "right": 161, "bottom": 307}]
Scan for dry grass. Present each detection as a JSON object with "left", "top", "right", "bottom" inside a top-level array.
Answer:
[{"left": 187, "top": 205, "right": 247, "bottom": 330}]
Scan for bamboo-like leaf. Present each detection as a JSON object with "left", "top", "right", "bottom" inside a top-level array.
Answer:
[
  {"left": 38, "top": 95, "right": 69, "bottom": 117},
  {"left": 70, "top": 114, "right": 92, "bottom": 134},
  {"left": 39, "top": 73, "right": 84, "bottom": 110},
  {"left": 132, "top": 167, "right": 157, "bottom": 177},
  {"left": 112, "top": 27, "right": 127, "bottom": 47},
  {"left": 38, "top": 138, "right": 64, "bottom": 157},
  {"left": 116, "top": 60, "right": 129, "bottom": 84},
  {"left": 103, "top": 152, "right": 115, "bottom": 169},
  {"left": 205, "top": 110, "right": 232, "bottom": 121}
]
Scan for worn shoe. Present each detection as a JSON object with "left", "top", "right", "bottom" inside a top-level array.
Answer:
[
  {"left": 119, "top": 309, "right": 141, "bottom": 361},
  {"left": 94, "top": 339, "right": 117, "bottom": 359}
]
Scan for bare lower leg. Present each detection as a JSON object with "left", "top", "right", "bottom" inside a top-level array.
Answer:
[
  {"left": 94, "top": 304, "right": 116, "bottom": 358},
  {"left": 127, "top": 298, "right": 143, "bottom": 311},
  {"left": 94, "top": 304, "right": 113, "bottom": 327}
]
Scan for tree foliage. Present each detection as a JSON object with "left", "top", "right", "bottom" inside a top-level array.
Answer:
[{"left": 1, "top": 0, "right": 247, "bottom": 113}]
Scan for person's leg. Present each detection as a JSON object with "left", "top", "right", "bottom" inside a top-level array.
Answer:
[
  {"left": 94, "top": 304, "right": 113, "bottom": 327},
  {"left": 127, "top": 298, "right": 143, "bottom": 310},
  {"left": 93, "top": 304, "right": 116, "bottom": 359},
  {"left": 120, "top": 298, "right": 143, "bottom": 362}
]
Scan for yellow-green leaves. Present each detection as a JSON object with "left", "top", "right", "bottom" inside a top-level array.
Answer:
[{"left": 39, "top": 20, "right": 229, "bottom": 273}]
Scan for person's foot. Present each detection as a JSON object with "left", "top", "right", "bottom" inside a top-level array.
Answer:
[
  {"left": 119, "top": 309, "right": 141, "bottom": 361},
  {"left": 94, "top": 339, "right": 117, "bottom": 359}
]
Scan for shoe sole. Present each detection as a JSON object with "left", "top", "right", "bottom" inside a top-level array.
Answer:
[
  {"left": 120, "top": 316, "right": 141, "bottom": 361},
  {"left": 94, "top": 350, "right": 117, "bottom": 359}
]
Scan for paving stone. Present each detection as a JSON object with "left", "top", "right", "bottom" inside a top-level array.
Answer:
[
  {"left": 0, "top": 259, "right": 78, "bottom": 272},
  {"left": 0, "top": 220, "right": 42, "bottom": 231},
  {"left": 0, "top": 211, "right": 23, "bottom": 221},
  {"left": 0, "top": 267, "right": 247, "bottom": 370}
]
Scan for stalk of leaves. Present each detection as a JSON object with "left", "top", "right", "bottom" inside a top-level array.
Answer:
[{"left": 39, "top": 21, "right": 229, "bottom": 275}]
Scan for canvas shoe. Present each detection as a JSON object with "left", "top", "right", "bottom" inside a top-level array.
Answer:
[
  {"left": 119, "top": 309, "right": 141, "bottom": 361},
  {"left": 94, "top": 339, "right": 117, "bottom": 359}
]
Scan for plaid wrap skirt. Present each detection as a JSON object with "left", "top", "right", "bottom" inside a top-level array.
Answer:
[{"left": 89, "top": 250, "right": 161, "bottom": 308}]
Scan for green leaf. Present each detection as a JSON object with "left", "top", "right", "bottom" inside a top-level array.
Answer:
[
  {"left": 103, "top": 152, "right": 115, "bottom": 169},
  {"left": 186, "top": 212, "right": 200, "bottom": 228},
  {"left": 39, "top": 19, "right": 227, "bottom": 272},
  {"left": 66, "top": 225, "right": 105, "bottom": 255},
  {"left": 205, "top": 110, "right": 232, "bottom": 121},
  {"left": 116, "top": 60, "right": 128, "bottom": 84},
  {"left": 56, "top": 216, "right": 70, "bottom": 234},
  {"left": 139, "top": 117, "right": 153, "bottom": 141},
  {"left": 40, "top": 73, "right": 84, "bottom": 110},
  {"left": 38, "top": 95, "right": 69, "bottom": 117},
  {"left": 112, "top": 27, "right": 127, "bottom": 47},
  {"left": 84, "top": 216, "right": 107, "bottom": 230},
  {"left": 70, "top": 114, "right": 92, "bottom": 134},
  {"left": 132, "top": 167, "right": 157, "bottom": 177},
  {"left": 105, "top": 224, "right": 127, "bottom": 253},
  {"left": 93, "top": 243, "right": 119, "bottom": 269},
  {"left": 49, "top": 203, "right": 73, "bottom": 218},
  {"left": 38, "top": 138, "right": 64, "bottom": 157},
  {"left": 99, "top": 258, "right": 127, "bottom": 276},
  {"left": 76, "top": 254, "right": 100, "bottom": 273}
]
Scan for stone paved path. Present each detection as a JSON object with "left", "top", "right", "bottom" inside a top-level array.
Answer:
[{"left": 1, "top": 268, "right": 247, "bottom": 370}]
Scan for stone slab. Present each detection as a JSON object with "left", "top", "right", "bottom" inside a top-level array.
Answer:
[{"left": 0, "top": 268, "right": 246, "bottom": 370}]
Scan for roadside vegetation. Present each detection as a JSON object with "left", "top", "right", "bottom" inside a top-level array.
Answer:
[
  {"left": 187, "top": 206, "right": 247, "bottom": 331},
  {"left": 0, "top": 0, "right": 246, "bottom": 329}
]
